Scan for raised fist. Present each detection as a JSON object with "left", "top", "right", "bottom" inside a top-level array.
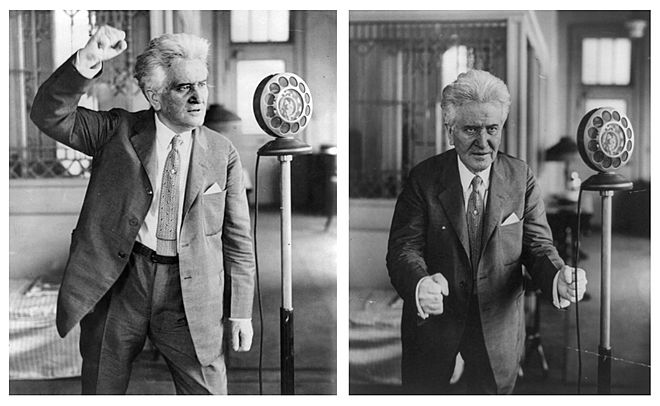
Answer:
[{"left": 79, "top": 25, "right": 127, "bottom": 69}]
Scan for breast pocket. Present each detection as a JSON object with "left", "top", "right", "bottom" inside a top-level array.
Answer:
[
  {"left": 203, "top": 190, "right": 226, "bottom": 236},
  {"left": 499, "top": 220, "right": 523, "bottom": 265}
]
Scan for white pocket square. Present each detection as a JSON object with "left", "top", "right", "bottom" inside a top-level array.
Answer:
[
  {"left": 501, "top": 212, "right": 521, "bottom": 226},
  {"left": 204, "top": 183, "right": 223, "bottom": 195}
]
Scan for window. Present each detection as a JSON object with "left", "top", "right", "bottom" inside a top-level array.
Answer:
[
  {"left": 581, "top": 37, "right": 631, "bottom": 85},
  {"left": 53, "top": 10, "right": 95, "bottom": 176},
  {"left": 231, "top": 11, "right": 290, "bottom": 43},
  {"left": 349, "top": 20, "right": 507, "bottom": 198},
  {"left": 441, "top": 45, "right": 469, "bottom": 90},
  {"left": 9, "top": 10, "right": 147, "bottom": 179}
]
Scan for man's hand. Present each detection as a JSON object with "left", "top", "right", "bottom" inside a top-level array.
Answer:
[
  {"left": 230, "top": 319, "right": 253, "bottom": 352},
  {"left": 79, "top": 25, "right": 127, "bottom": 70},
  {"left": 557, "top": 265, "right": 587, "bottom": 303},
  {"left": 418, "top": 273, "right": 449, "bottom": 316}
]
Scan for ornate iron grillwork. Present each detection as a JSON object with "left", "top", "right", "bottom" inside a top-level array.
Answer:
[
  {"left": 9, "top": 10, "right": 150, "bottom": 179},
  {"left": 349, "top": 20, "right": 507, "bottom": 198},
  {"left": 92, "top": 10, "right": 149, "bottom": 96}
]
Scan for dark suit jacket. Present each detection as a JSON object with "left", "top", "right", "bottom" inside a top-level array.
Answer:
[
  {"left": 30, "top": 55, "right": 255, "bottom": 366},
  {"left": 387, "top": 149, "right": 563, "bottom": 393}
]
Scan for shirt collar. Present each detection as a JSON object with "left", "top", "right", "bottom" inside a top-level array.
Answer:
[
  {"left": 457, "top": 155, "right": 491, "bottom": 193},
  {"left": 154, "top": 112, "right": 192, "bottom": 148}
]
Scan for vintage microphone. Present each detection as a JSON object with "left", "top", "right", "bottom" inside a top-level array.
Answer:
[
  {"left": 576, "top": 107, "right": 634, "bottom": 394},
  {"left": 253, "top": 73, "right": 313, "bottom": 394}
]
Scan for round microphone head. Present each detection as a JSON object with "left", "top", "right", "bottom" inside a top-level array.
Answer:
[
  {"left": 577, "top": 107, "right": 634, "bottom": 173},
  {"left": 253, "top": 73, "right": 313, "bottom": 138}
]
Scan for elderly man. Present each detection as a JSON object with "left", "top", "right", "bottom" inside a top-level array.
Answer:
[
  {"left": 386, "top": 70, "right": 587, "bottom": 394},
  {"left": 30, "top": 25, "right": 255, "bottom": 394}
]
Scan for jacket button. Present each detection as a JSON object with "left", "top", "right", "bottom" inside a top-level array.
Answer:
[
  {"left": 147, "top": 189, "right": 153, "bottom": 195},
  {"left": 129, "top": 218, "right": 139, "bottom": 226},
  {"left": 118, "top": 252, "right": 127, "bottom": 259},
  {"left": 459, "top": 281, "right": 467, "bottom": 289}
]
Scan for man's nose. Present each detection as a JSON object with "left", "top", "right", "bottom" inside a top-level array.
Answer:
[
  {"left": 188, "top": 85, "right": 205, "bottom": 103},
  {"left": 475, "top": 129, "right": 488, "bottom": 147},
  {"left": 189, "top": 90, "right": 201, "bottom": 103}
]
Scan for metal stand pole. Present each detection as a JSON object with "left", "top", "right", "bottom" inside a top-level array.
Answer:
[
  {"left": 582, "top": 174, "right": 631, "bottom": 394},
  {"left": 278, "top": 155, "right": 294, "bottom": 395},
  {"left": 598, "top": 191, "right": 613, "bottom": 394},
  {"left": 258, "top": 137, "right": 310, "bottom": 395}
]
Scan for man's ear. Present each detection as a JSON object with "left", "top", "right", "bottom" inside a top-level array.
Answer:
[
  {"left": 445, "top": 124, "right": 455, "bottom": 146},
  {"left": 144, "top": 89, "right": 162, "bottom": 111}
]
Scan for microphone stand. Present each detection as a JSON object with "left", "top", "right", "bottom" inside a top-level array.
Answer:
[
  {"left": 258, "top": 137, "right": 312, "bottom": 395},
  {"left": 580, "top": 172, "right": 632, "bottom": 394}
]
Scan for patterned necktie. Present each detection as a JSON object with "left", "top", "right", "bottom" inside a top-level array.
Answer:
[
  {"left": 467, "top": 175, "right": 484, "bottom": 276},
  {"left": 156, "top": 134, "right": 182, "bottom": 256}
]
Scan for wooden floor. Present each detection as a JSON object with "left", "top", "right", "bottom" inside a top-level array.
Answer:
[
  {"left": 9, "top": 350, "right": 336, "bottom": 395},
  {"left": 9, "top": 210, "right": 337, "bottom": 395}
]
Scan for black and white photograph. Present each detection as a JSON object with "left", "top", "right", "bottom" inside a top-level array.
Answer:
[
  {"left": 5, "top": 3, "right": 658, "bottom": 401},
  {"left": 8, "top": 9, "right": 337, "bottom": 395},
  {"left": 348, "top": 9, "right": 650, "bottom": 395}
]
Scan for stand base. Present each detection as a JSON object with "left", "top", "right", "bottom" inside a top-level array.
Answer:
[
  {"left": 258, "top": 138, "right": 312, "bottom": 156},
  {"left": 280, "top": 308, "right": 294, "bottom": 394},
  {"left": 598, "top": 345, "right": 612, "bottom": 394},
  {"left": 582, "top": 173, "right": 633, "bottom": 191}
]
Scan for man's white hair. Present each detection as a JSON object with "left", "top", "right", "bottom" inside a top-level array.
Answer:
[
  {"left": 134, "top": 32, "right": 210, "bottom": 94},
  {"left": 440, "top": 70, "right": 511, "bottom": 128}
]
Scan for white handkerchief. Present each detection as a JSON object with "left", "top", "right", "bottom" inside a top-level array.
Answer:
[
  {"left": 501, "top": 212, "right": 520, "bottom": 226},
  {"left": 204, "top": 182, "right": 223, "bottom": 195}
]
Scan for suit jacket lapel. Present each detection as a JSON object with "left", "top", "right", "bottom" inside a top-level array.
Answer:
[
  {"left": 481, "top": 155, "right": 513, "bottom": 253},
  {"left": 183, "top": 127, "right": 211, "bottom": 219},
  {"left": 436, "top": 152, "right": 470, "bottom": 260},
  {"left": 129, "top": 110, "right": 158, "bottom": 190}
]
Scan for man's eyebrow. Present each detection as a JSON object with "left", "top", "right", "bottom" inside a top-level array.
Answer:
[{"left": 172, "top": 80, "right": 207, "bottom": 87}]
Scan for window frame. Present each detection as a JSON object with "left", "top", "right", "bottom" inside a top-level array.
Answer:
[{"left": 229, "top": 10, "right": 294, "bottom": 45}]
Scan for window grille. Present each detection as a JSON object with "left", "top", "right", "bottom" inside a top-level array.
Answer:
[
  {"left": 9, "top": 10, "right": 148, "bottom": 179},
  {"left": 349, "top": 20, "right": 507, "bottom": 198}
]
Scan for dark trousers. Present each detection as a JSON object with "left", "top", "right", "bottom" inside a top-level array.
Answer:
[
  {"left": 457, "top": 294, "right": 506, "bottom": 394},
  {"left": 79, "top": 251, "right": 227, "bottom": 394}
]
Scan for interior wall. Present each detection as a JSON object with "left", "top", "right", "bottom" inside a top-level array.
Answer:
[
  {"left": 302, "top": 11, "right": 337, "bottom": 150},
  {"left": 9, "top": 180, "right": 88, "bottom": 280}
]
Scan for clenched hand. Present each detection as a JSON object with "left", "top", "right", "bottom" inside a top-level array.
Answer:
[
  {"left": 79, "top": 25, "right": 127, "bottom": 70},
  {"left": 557, "top": 265, "right": 587, "bottom": 304},
  {"left": 230, "top": 319, "right": 253, "bottom": 352},
  {"left": 418, "top": 273, "right": 450, "bottom": 316}
]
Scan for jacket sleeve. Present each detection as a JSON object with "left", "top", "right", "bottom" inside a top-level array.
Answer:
[
  {"left": 29, "top": 54, "right": 118, "bottom": 157},
  {"left": 221, "top": 144, "right": 256, "bottom": 319},
  {"left": 386, "top": 169, "right": 430, "bottom": 304},
  {"left": 521, "top": 165, "right": 565, "bottom": 301}
]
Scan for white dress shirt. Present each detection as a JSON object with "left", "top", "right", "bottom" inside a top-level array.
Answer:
[
  {"left": 415, "top": 157, "right": 567, "bottom": 319},
  {"left": 135, "top": 115, "right": 193, "bottom": 252}
]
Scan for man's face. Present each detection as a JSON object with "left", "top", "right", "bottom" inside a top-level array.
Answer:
[
  {"left": 153, "top": 59, "right": 209, "bottom": 133},
  {"left": 447, "top": 102, "right": 506, "bottom": 174}
]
